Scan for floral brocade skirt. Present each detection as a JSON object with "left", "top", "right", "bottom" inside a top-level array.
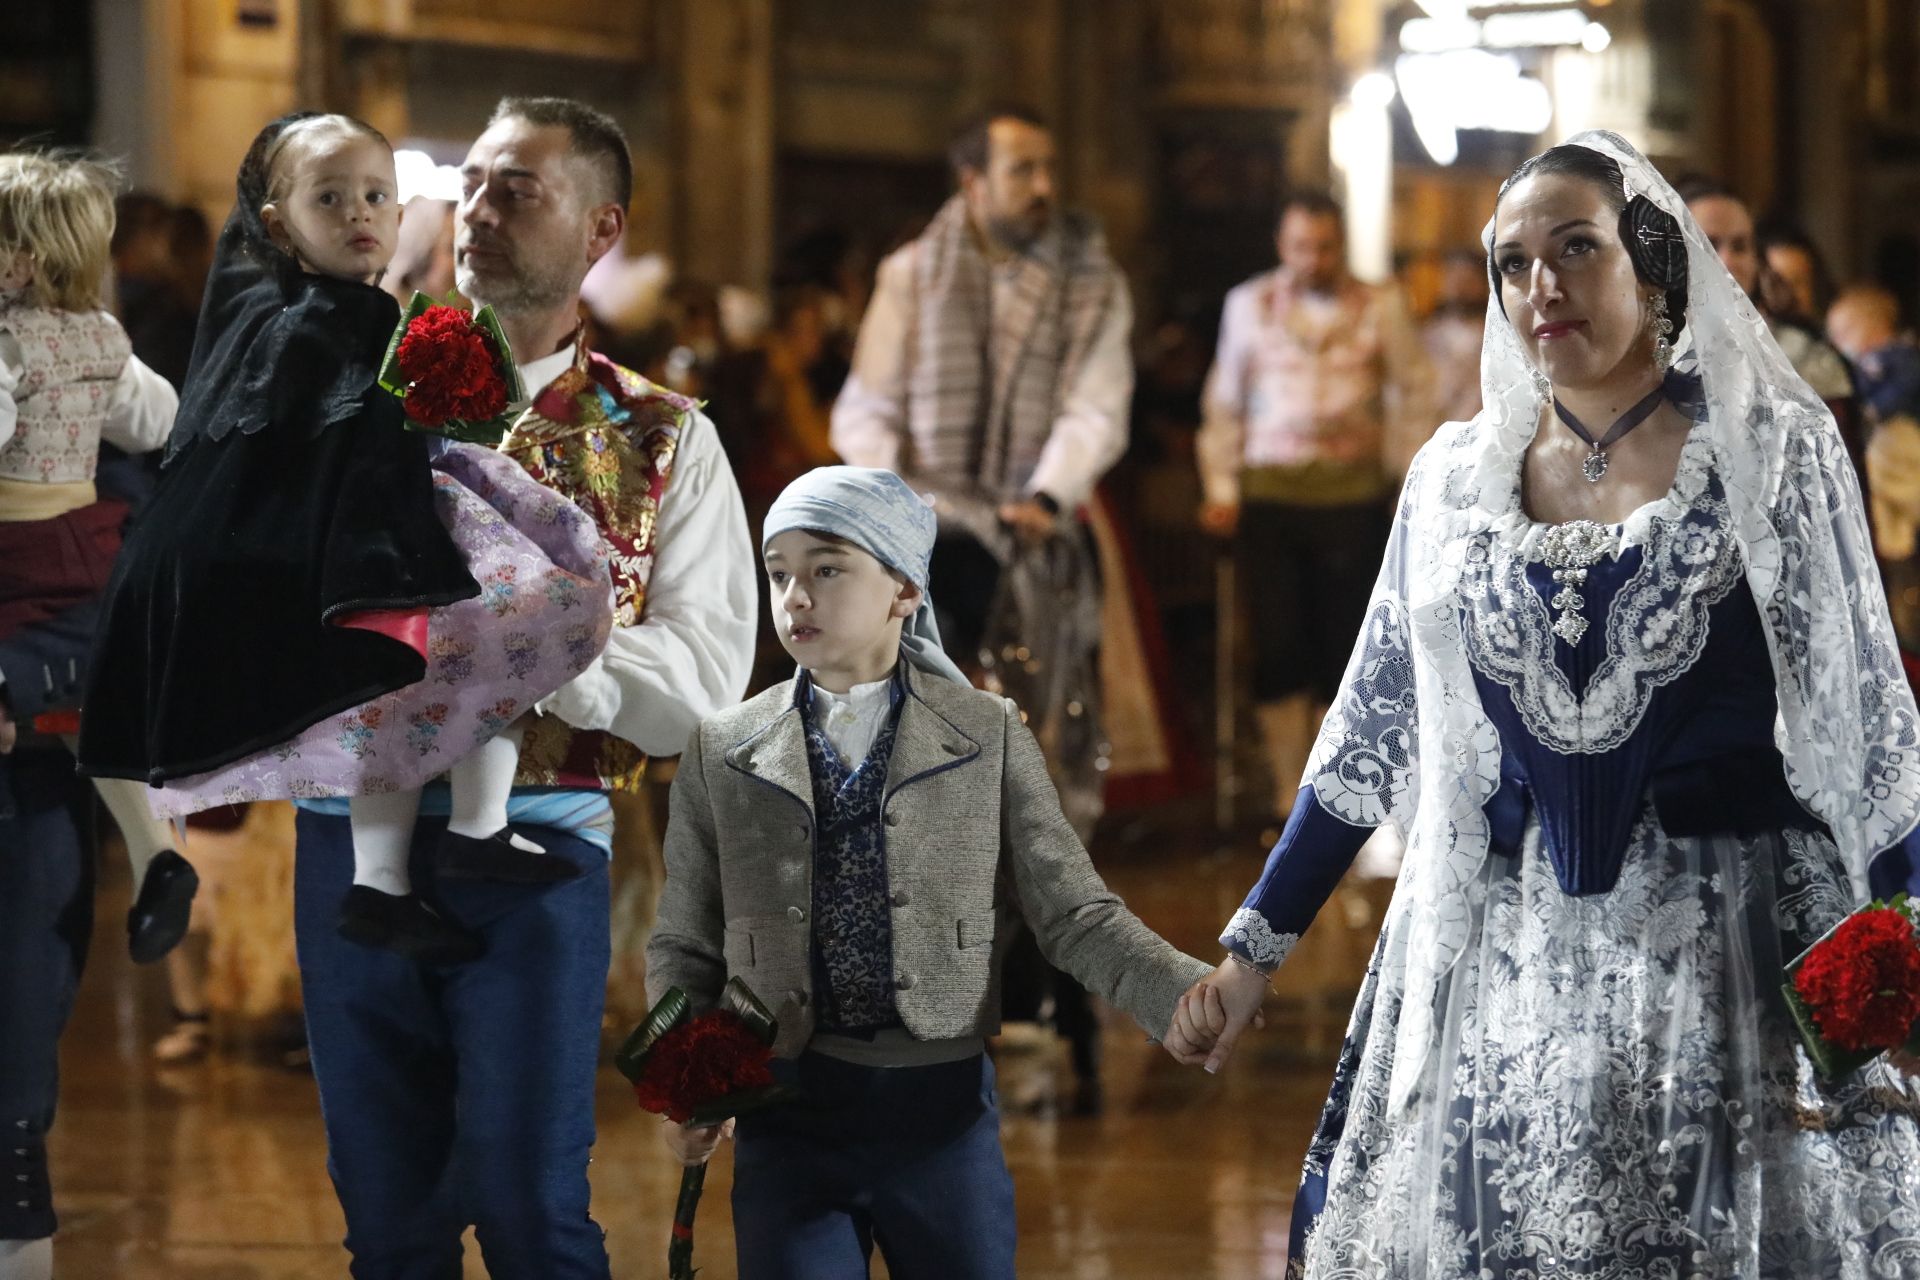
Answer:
[
  {"left": 1287, "top": 808, "right": 1920, "bottom": 1279},
  {"left": 146, "top": 442, "right": 612, "bottom": 817}
]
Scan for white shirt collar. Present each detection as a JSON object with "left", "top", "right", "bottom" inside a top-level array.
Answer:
[
  {"left": 516, "top": 345, "right": 577, "bottom": 401},
  {"left": 811, "top": 674, "right": 893, "bottom": 713}
]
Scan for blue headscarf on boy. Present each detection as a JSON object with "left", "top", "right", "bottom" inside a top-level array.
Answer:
[{"left": 762, "top": 466, "right": 971, "bottom": 687}]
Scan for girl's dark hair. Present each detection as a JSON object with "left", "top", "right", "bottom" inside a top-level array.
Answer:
[
  {"left": 230, "top": 111, "right": 390, "bottom": 276},
  {"left": 1491, "top": 143, "right": 1689, "bottom": 331}
]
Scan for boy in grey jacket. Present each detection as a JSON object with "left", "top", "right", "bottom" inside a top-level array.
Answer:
[{"left": 645, "top": 465, "right": 1209, "bottom": 1279}]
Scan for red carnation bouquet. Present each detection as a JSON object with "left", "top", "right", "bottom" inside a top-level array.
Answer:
[
  {"left": 376, "top": 292, "right": 524, "bottom": 445},
  {"left": 1783, "top": 893, "right": 1920, "bottom": 1079},
  {"left": 617, "top": 978, "right": 794, "bottom": 1280}
]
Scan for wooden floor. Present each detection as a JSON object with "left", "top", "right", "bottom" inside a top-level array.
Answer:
[{"left": 46, "top": 812, "right": 1378, "bottom": 1278}]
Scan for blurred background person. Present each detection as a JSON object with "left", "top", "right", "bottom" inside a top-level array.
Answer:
[
  {"left": 110, "top": 192, "right": 197, "bottom": 390},
  {"left": 1196, "top": 191, "right": 1431, "bottom": 827},
  {"left": 1681, "top": 175, "right": 1864, "bottom": 482},
  {"left": 1418, "top": 246, "right": 1488, "bottom": 444},
  {"left": 1759, "top": 217, "right": 1836, "bottom": 327},
  {"left": 381, "top": 196, "right": 458, "bottom": 305},
  {"left": 1831, "top": 282, "right": 1920, "bottom": 655}
]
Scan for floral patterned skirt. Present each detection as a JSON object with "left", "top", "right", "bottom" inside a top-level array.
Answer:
[
  {"left": 147, "top": 442, "right": 611, "bottom": 817},
  {"left": 1288, "top": 808, "right": 1920, "bottom": 1279}
]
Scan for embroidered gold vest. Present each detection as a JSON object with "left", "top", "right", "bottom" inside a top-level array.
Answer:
[{"left": 500, "top": 340, "right": 694, "bottom": 792}]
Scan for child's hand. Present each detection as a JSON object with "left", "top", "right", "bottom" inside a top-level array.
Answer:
[
  {"left": 1165, "top": 959, "right": 1269, "bottom": 1073},
  {"left": 661, "top": 1116, "right": 735, "bottom": 1167},
  {"left": 0, "top": 703, "right": 16, "bottom": 755}
]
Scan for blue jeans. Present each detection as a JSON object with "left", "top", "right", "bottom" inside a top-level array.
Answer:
[
  {"left": 0, "top": 751, "right": 92, "bottom": 1241},
  {"left": 293, "top": 809, "right": 611, "bottom": 1280},
  {"left": 731, "top": 1051, "right": 1016, "bottom": 1279}
]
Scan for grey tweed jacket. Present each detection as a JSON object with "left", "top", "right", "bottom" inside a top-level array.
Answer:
[{"left": 645, "top": 664, "right": 1211, "bottom": 1058}]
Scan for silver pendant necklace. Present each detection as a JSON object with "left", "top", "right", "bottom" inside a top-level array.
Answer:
[{"left": 1553, "top": 384, "right": 1666, "bottom": 483}]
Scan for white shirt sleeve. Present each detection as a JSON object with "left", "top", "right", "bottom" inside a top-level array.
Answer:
[
  {"left": 533, "top": 407, "right": 759, "bottom": 756},
  {"left": 830, "top": 245, "right": 918, "bottom": 472},
  {"left": 0, "top": 330, "right": 20, "bottom": 455},
  {"left": 1196, "top": 282, "right": 1256, "bottom": 507},
  {"left": 98, "top": 353, "right": 179, "bottom": 454},
  {"left": 1023, "top": 277, "right": 1135, "bottom": 509}
]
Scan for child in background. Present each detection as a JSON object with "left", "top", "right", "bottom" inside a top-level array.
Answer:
[{"left": 0, "top": 150, "right": 196, "bottom": 962}]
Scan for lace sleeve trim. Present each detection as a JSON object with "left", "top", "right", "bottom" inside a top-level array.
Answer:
[{"left": 1221, "top": 908, "right": 1302, "bottom": 972}]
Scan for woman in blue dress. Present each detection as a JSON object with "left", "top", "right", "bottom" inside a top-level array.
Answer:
[{"left": 1171, "top": 132, "right": 1920, "bottom": 1277}]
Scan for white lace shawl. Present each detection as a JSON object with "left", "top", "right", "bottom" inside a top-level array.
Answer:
[{"left": 1305, "top": 130, "right": 1920, "bottom": 1112}]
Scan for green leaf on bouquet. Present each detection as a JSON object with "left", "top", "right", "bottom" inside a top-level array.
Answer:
[
  {"left": 614, "top": 986, "right": 691, "bottom": 1084},
  {"left": 719, "top": 977, "right": 780, "bottom": 1047},
  {"left": 472, "top": 303, "right": 525, "bottom": 403},
  {"left": 375, "top": 292, "right": 522, "bottom": 446},
  {"left": 375, "top": 290, "right": 435, "bottom": 399}
]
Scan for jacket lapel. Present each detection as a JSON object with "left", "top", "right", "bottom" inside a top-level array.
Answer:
[
  {"left": 884, "top": 669, "right": 981, "bottom": 798},
  {"left": 723, "top": 693, "right": 815, "bottom": 820}
]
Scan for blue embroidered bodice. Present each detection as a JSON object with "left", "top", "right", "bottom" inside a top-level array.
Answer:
[{"left": 1223, "top": 528, "right": 1920, "bottom": 969}]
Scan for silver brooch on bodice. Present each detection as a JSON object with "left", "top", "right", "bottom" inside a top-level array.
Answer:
[{"left": 1538, "top": 519, "right": 1613, "bottom": 646}]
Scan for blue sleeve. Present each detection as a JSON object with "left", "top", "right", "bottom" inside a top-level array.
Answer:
[
  {"left": 1218, "top": 784, "right": 1375, "bottom": 972},
  {"left": 1869, "top": 824, "right": 1920, "bottom": 902}
]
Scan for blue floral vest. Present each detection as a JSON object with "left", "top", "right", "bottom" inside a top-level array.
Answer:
[{"left": 801, "top": 678, "right": 905, "bottom": 1033}]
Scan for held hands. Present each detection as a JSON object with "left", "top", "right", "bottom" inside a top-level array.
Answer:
[
  {"left": 661, "top": 1116, "right": 735, "bottom": 1168},
  {"left": 1164, "top": 957, "right": 1271, "bottom": 1073}
]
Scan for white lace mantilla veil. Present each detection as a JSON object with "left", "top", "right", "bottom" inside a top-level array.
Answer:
[{"left": 1304, "top": 128, "right": 1920, "bottom": 1112}]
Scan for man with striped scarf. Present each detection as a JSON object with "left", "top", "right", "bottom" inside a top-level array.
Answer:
[{"left": 831, "top": 106, "right": 1134, "bottom": 1112}]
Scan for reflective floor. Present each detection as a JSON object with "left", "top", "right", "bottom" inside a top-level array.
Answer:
[{"left": 46, "top": 810, "right": 1382, "bottom": 1278}]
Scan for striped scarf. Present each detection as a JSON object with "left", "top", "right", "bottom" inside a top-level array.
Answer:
[{"left": 906, "top": 195, "right": 1120, "bottom": 502}]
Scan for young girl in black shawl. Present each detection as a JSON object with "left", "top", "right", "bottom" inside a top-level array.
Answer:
[{"left": 79, "top": 114, "right": 614, "bottom": 962}]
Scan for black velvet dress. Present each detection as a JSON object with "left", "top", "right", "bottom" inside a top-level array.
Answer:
[{"left": 77, "top": 216, "right": 479, "bottom": 784}]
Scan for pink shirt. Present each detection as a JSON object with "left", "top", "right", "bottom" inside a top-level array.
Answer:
[{"left": 1197, "top": 268, "right": 1432, "bottom": 505}]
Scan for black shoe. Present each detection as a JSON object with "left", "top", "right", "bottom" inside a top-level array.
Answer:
[
  {"left": 337, "top": 886, "right": 485, "bottom": 964},
  {"left": 437, "top": 828, "right": 583, "bottom": 885},
  {"left": 128, "top": 850, "right": 199, "bottom": 964}
]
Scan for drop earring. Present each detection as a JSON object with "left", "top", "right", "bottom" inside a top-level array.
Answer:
[{"left": 1650, "top": 292, "right": 1674, "bottom": 369}]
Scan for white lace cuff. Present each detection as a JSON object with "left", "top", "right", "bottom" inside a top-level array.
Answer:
[{"left": 1220, "top": 908, "right": 1301, "bottom": 972}]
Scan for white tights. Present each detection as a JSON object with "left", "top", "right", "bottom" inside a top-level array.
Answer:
[{"left": 347, "top": 723, "right": 542, "bottom": 896}]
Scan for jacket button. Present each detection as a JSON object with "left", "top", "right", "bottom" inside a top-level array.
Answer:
[
  {"left": 789, "top": 989, "right": 810, "bottom": 1008},
  {"left": 890, "top": 889, "right": 910, "bottom": 908},
  {"left": 796, "top": 824, "right": 809, "bottom": 842},
  {"left": 787, "top": 906, "right": 806, "bottom": 924},
  {"left": 884, "top": 811, "right": 901, "bottom": 827},
  {"left": 894, "top": 972, "right": 916, "bottom": 992}
]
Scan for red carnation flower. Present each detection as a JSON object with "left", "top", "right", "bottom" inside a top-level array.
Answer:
[
  {"left": 631, "top": 1012, "right": 775, "bottom": 1125},
  {"left": 395, "top": 305, "right": 510, "bottom": 427},
  {"left": 1793, "top": 907, "right": 1920, "bottom": 1051}
]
